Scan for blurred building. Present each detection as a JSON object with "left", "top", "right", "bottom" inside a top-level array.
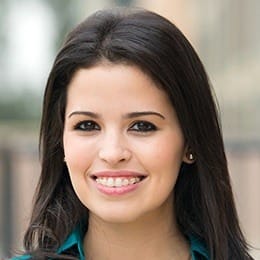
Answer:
[{"left": 0, "top": 0, "right": 259, "bottom": 258}]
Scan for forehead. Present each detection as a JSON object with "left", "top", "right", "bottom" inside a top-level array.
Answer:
[
  {"left": 69, "top": 63, "right": 155, "bottom": 88},
  {"left": 65, "top": 64, "right": 174, "bottom": 115},
  {"left": 68, "top": 64, "right": 162, "bottom": 96}
]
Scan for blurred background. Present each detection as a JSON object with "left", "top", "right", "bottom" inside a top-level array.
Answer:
[{"left": 0, "top": 0, "right": 259, "bottom": 258}]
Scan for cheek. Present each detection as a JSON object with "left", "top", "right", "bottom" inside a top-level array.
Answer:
[
  {"left": 63, "top": 135, "right": 94, "bottom": 175},
  {"left": 138, "top": 133, "right": 185, "bottom": 172},
  {"left": 63, "top": 135, "right": 95, "bottom": 205}
]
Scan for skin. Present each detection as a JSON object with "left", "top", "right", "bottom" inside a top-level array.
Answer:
[{"left": 63, "top": 64, "right": 191, "bottom": 259}]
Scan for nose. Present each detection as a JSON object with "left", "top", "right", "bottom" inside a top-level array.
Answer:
[{"left": 98, "top": 133, "right": 132, "bottom": 166}]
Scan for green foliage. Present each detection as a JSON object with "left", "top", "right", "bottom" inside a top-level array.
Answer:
[{"left": 0, "top": 93, "right": 41, "bottom": 121}]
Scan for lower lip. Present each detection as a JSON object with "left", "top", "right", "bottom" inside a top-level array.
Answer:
[{"left": 94, "top": 181, "right": 140, "bottom": 196}]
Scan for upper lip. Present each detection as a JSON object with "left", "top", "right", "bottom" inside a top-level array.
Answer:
[{"left": 90, "top": 170, "right": 147, "bottom": 178}]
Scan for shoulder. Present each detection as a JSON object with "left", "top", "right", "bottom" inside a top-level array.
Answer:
[{"left": 11, "top": 224, "right": 84, "bottom": 260}]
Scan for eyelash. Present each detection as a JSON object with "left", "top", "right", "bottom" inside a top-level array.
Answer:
[
  {"left": 73, "top": 120, "right": 158, "bottom": 133},
  {"left": 74, "top": 120, "right": 100, "bottom": 131},
  {"left": 129, "top": 121, "right": 157, "bottom": 132}
]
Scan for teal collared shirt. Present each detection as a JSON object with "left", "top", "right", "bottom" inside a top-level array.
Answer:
[{"left": 12, "top": 225, "right": 209, "bottom": 259}]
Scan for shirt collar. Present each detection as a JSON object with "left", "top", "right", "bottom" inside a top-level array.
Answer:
[
  {"left": 189, "top": 235, "right": 209, "bottom": 259},
  {"left": 57, "top": 224, "right": 85, "bottom": 260},
  {"left": 58, "top": 226, "right": 209, "bottom": 260}
]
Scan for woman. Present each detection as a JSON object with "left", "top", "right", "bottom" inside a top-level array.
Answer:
[{"left": 13, "top": 7, "right": 253, "bottom": 260}]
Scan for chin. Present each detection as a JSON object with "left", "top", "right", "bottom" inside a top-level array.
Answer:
[{"left": 89, "top": 207, "right": 145, "bottom": 224}]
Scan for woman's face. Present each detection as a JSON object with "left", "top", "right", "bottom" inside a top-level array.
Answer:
[{"left": 63, "top": 64, "right": 188, "bottom": 223}]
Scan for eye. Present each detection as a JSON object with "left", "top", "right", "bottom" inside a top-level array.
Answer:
[
  {"left": 74, "top": 120, "right": 100, "bottom": 131},
  {"left": 129, "top": 121, "right": 157, "bottom": 132}
]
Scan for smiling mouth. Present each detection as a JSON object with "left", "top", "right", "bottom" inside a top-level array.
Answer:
[{"left": 92, "top": 176, "right": 146, "bottom": 188}]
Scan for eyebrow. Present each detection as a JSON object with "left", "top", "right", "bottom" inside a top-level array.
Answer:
[
  {"left": 68, "top": 111, "right": 100, "bottom": 118},
  {"left": 68, "top": 111, "right": 165, "bottom": 120},
  {"left": 124, "top": 111, "right": 165, "bottom": 120}
]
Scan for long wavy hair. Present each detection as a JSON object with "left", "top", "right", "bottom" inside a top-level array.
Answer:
[{"left": 23, "top": 7, "right": 253, "bottom": 259}]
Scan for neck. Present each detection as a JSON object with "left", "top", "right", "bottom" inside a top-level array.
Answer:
[{"left": 84, "top": 199, "right": 190, "bottom": 260}]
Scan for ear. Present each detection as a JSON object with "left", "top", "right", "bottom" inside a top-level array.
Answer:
[{"left": 182, "top": 146, "right": 196, "bottom": 164}]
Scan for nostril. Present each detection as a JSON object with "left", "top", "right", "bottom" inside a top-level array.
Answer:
[{"left": 98, "top": 144, "right": 132, "bottom": 165}]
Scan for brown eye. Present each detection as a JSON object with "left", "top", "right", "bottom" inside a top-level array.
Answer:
[
  {"left": 129, "top": 121, "right": 157, "bottom": 132},
  {"left": 74, "top": 120, "right": 100, "bottom": 131}
]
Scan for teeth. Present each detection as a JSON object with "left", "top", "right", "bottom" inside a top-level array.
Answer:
[
  {"left": 96, "top": 177, "right": 141, "bottom": 187},
  {"left": 115, "top": 178, "right": 122, "bottom": 187},
  {"left": 107, "top": 177, "right": 114, "bottom": 187},
  {"left": 129, "top": 178, "right": 136, "bottom": 184},
  {"left": 122, "top": 178, "right": 129, "bottom": 186}
]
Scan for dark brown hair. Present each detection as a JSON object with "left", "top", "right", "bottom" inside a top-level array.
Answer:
[{"left": 23, "top": 7, "right": 252, "bottom": 259}]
